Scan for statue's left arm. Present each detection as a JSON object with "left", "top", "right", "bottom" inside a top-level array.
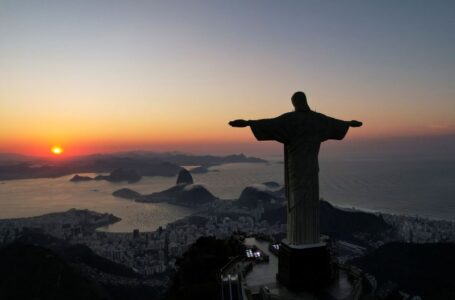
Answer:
[{"left": 322, "top": 116, "right": 362, "bottom": 141}]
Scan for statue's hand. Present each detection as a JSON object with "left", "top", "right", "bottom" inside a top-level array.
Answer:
[
  {"left": 229, "top": 119, "right": 249, "bottom": 127},
  {"left": 349, "top": 120, "right": 363, "bottom": 127}
]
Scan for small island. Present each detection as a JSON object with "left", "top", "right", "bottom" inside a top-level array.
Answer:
[
  {"left": 69, "top": 174, "right": 92, "bottom": 182},
  {"left": 70, "top": 168, "right": 142, "bottom": 183}
]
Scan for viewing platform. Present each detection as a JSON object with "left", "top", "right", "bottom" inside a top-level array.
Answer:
[{"left": 221, "top": 237, "right": 365, "bottom": 300}]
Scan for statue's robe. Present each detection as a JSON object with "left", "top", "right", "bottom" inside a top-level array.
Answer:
[{"left": 249, "top": 110, "right": 349, "bottom": 245}]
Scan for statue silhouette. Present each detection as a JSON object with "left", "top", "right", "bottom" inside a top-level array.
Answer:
[{"left": 229, "top": 91, "right": 362, "bottom": 245}]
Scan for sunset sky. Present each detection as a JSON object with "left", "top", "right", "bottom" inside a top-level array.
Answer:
[{"left": 1, "top": 1, "right": 454, "bottom": 157}]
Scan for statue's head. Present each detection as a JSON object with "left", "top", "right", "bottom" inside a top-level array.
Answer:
[{"left": 291, "top": 91, "right": 310, "bottom": 112}]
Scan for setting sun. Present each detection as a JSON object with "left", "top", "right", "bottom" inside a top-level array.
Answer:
[{"left": 51, "top": 146, "right": 63, "bottom": 155}]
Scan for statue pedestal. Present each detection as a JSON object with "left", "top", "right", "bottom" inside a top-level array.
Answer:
[{"left": 276, "top": 240, "right": 335, "bottom": 291}]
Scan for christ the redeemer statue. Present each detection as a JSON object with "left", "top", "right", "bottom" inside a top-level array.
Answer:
[{"left": 229, "top": 92, "right": 362, "bottom": 246}]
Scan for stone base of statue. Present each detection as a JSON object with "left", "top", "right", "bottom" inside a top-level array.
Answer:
[{"left": 276, "top": 239, "right": 335, "bottom": 291}]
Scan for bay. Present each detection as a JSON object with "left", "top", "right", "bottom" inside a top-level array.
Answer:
[{"left": 0, "top": 156, "right": 454, "bottom": 233}]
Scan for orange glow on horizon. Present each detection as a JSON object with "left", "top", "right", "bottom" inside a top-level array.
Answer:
[{"left": 0, "top": 124, "right": 453, "bottom": 158}]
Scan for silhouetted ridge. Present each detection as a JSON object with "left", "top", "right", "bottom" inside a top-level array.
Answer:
[
  {"left": 0, "top": 243, "right": 109, "bottom": 300},
  {"left": 1, "top": 233, "right": 162, "bottom": 300},
  {"left": 319, "top": 201, "right": 394, "bottom": 243},
  {"left": 236, "top": 184, "right": 285, "bottom": 209},
  {"left": 63, "top": 244, "right": 138, "bottom": 278},
  {"left": 13, "top": 232, "right": 70, "bottom": 249},
  {"left": 11, "top": 233, "right": 138, "bottom": 278}
]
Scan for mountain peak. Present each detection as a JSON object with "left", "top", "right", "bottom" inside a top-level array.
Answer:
[{"left": 176, "top": 168, "right": 193, "bottom": 185}]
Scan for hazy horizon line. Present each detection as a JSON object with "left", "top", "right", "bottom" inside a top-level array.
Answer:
[{"left": 1, "top": 133, "right": 454, "bottom": 160}]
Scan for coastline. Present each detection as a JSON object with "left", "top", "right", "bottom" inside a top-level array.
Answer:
[{"left": 2, "top": 199, "right": 452, "bottom": 250}]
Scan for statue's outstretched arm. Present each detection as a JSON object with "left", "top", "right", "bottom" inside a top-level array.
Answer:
[
  {"left": 348, "top": 120, "right": 363, "bottom": 127},
  {"left": 229, "top": 119, "right": 252, "bottom": 128}
]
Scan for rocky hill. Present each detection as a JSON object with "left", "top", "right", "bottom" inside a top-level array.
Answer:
[
  {"left": 0, "top": 243, "right": 110, "bottom": 300},
  {"left": 235, "top": 183, "right": 285, "bottom": 209},
  {"left": 0, "top": 233, "right": 162, "bottom": 300},
  {"left": 113, "top": 168, "right": 217, "bottom": 207},
  {"left": 262, "top": 200, "right": 396, "bottom": 247},
  {"left": 176, "top": 168, "right": 194, "bottom": 185}
]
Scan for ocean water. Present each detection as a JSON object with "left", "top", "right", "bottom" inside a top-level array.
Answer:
[
  {"left": 0, "top": 173, "right": 193, "bottom": 232},
  {"left": 0, "top": 156, "right": 454, "bottom": 232}
]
